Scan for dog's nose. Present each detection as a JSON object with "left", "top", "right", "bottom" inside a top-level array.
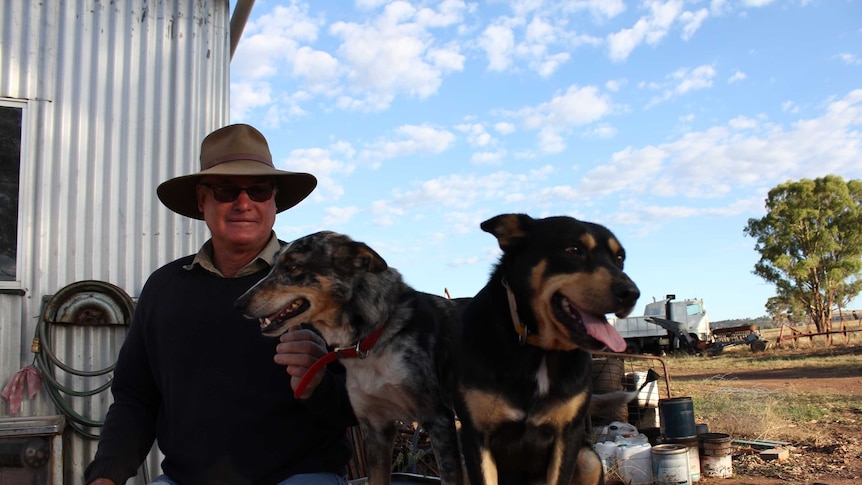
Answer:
[{"left": 613, "top": 281, "right": 640, "bottom": 307}]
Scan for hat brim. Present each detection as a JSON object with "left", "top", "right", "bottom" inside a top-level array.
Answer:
[{"left": 157, "top": 160, "right": 317, "bottom": 220}]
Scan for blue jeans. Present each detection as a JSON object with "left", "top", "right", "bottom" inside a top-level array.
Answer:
[{"left": 148, "top": 473, "right": 348, "bottom": 485}]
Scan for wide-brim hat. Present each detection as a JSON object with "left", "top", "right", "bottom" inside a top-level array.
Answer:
[{"left": 157, "top": 124, "right": 317, "bottom": 220}]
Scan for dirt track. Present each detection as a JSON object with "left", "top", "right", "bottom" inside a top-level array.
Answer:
[{"left": 669, "top": 344, "right": 862, "bottom": 485}]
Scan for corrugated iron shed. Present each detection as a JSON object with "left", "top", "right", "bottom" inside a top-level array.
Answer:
[{"left": 0, "top": 1, "right": 249, "bottom": 482}]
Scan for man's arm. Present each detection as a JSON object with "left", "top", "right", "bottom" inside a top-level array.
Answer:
[
  {"left": 84, "top": 295, "right": 159, "bottom": 484},
  {"left": 274, "top": 326, "right": 357, "bottom": 428}
]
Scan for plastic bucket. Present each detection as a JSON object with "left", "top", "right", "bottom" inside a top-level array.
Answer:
[
  {"left": 652, "top": 444, "right": 690, "bottom": 485},
  {"left": 625, "top": 371, "right": 660, "bottom": 407},
  {"left": 665, "top": 436, "right": 701, "bottom": 482},
  {"left": 659, "top": 397, "right": 696, "bottom": 439},
  {"left": 608, "top": 421, "right": 638, "bottom": 441},
  {"left": 594, "top": 441, "right": 618, "bottom": 479},
  {"left": 617, "top": 443, "right": 653, "bottom": 485},
  {"left": 698, "top": 433, "right": 733, "bottom": 478}
]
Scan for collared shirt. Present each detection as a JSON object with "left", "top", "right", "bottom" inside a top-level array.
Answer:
[{"left": 184, "top": 232, "right": 282, "bottom": 277}]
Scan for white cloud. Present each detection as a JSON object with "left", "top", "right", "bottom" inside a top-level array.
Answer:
[
  {"left": 562, "top": 0, "right": 626, "bottom": 19},
  {"left": 234, "top": 1, "right": 466, "bottom": 116},
  {"left": 283, "top": 146, "right": 356, "bottom": 201},
  {"left": 479, "top": 24, "right": 516, "bottom": 71},
  {"left": 455, "top": 123, "right": 494, "bottom": 147},
  {"left": 647, "top": 64, "right": 716, "bottom": 107},
  {"left": 525, "top": 16, "right": 557, "bottom": 45},
  {"left": 608, "top": 0, "right": 714, "bottom": 62},
  {"left": 583, "top": 123, "right": 618, "bottom": 139},
  {"left": 330, "top": 6, "right": 466, "bottom": 111},
  {"left": 494, "top": 122, "right": 517, "bottom": 135},
  {"left": 537, "top": 129, "right": 566, "bottom": 154},
  {"left": 679, "top": 9, "right": 709, "bottom": 40},
  {"left": 710, "top": 0, "right": 775, "bottom": 16},
  {"left": 532, "top": 52, "right": 571, "bottom": 78},
  {"left": 322, "top": 206, "right": 360, "bottom": 226},
  {"left": 519, "top": 85, "right": 613, "bottom": 130},
  {"left": 673, "top": 64, "right": 716, "bottom": 94},
  {"left": 605, "top": 79, "right": 627, "bottom": 92},
  {"left": 232, "top": 4, "right": 323, "bottom": 82},
  {"left": 291, "top": 46, "right": 341, "bottom": 93},
  {"left": 610, "top": 195, "right": 764, "bottom": 227},
  {"left": 728, "top": 70, "right": 747, "bottom": 83},
  {"left": 369, "top": 200, "right": 405, "bottom": 227},
  {"left": 709, "top": 0, "right": 728, "bottom": 15},
  {"left": 580, "top": 90, "right": 862, "bottom": 203},
  {"left": 510, "top": 84, "right": 613, "bottom": 152},
  {"left": 728, "top": 116, "right": 758, "bottom": 130},
  {"left": 359, "top": 124, "right": 456, "bottom": 167},
  {"left": 391, "top": 169, "right": 553, "bottom": 210},
  {"left": 836, "top": 53, "right": 862, "bottom": 66},
  {"left": 447, "top": 256, "right": 481, "bottom": 267},
  {"left": 607, "top": 19, "right": 650, "bottom": 62},
  {"left": 782, "top": 101, "right": 799, "bottom": 113},
  {"left": 230, "top": 82, "right": 274, "bottom": 121},
  {"left": 579, "top": 146, "right": 668, "bottom": 197},
  {"left": 477, "top": 5, "right": 607, "bottom": 78},
  {"left": 471, "top": 150, "right": 507, "bottom": 164}
]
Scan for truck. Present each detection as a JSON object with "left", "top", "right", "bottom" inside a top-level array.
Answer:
[{"left": 608, "top": 295, "right": 713, "bottom": 355}]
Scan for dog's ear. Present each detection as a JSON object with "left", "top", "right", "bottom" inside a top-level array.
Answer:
[
  {"left": 354, "top": 242, "right": 388, "bottom": 273},
  {"left": 481, "top": 213, "right": 534, "bottom": 251},
  {"left": 334, "top": 241, "right": 388, "bottom": 274}
]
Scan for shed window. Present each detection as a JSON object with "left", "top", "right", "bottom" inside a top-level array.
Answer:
[{"left": 0, "top": 104, "right": 22, "bottom": 282}]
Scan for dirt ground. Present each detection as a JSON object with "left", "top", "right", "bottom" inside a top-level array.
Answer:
[{"left": 670, "top": 344, "right": 862, "bottom": 485}]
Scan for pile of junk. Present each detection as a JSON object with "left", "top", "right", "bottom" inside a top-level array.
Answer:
[{"left": 589, "top": 357, "right": 733, "bottom": 485}]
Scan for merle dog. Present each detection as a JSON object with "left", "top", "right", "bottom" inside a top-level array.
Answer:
[{"left": 235, "top": 231, "right": 465, "bottom": 485}]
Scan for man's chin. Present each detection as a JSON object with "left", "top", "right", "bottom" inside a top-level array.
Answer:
[{"left": 215, "top": 228, "right": 269, "bottom": 247}]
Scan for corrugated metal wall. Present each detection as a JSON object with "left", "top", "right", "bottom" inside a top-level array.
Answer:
[{"left": 0, "top": 1, "right": 230, "bottom": 483}]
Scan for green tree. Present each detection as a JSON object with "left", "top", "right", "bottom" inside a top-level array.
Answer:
[
  {"left": 744, "top": 175, "right": 862, "bottom": 337},
  {"left": 765, "top": 295, "right": 805, "bottom": 327}
]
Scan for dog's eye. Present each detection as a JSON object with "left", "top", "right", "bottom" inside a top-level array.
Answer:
[
  {"left": 615, "top": 255, "right": 625, "bottom": 268},
  {"left": 565, "top": 246, "right": 582, "bottom": 256},
  {"left": 287, "top": 264, "right": 302, "bottom": 276}
]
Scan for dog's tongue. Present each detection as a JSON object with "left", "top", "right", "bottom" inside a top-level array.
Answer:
[{"left": 583, "top": 314, "right": 627, "bottom": 352}]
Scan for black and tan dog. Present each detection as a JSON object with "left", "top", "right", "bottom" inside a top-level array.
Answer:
[
  {"left": 234, "top": 231, "right": 464, "bottom": 485},
  {"left": 456, "top": 214, "right": 640, "bottom": 485}
]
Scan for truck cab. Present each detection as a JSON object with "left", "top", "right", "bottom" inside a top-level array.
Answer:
[{"left": 609, "top": 297, "right": 713, "bottom": 354}]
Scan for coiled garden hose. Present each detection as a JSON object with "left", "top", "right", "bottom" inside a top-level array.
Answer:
[{"left": 33, "top": 315, "right": 115, "bottom": 440}]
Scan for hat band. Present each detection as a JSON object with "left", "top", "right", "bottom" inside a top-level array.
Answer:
[{"left": 207, "top": 152, "right": 272, "bottom": 169}]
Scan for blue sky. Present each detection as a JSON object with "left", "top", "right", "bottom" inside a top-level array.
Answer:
[{"left": 230, "top": 0, "right": 862, "bottom": 322}]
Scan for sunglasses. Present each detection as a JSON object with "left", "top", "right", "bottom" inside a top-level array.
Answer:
[{"left": 200, "top": 183, "right": 276, "bottom": 203}]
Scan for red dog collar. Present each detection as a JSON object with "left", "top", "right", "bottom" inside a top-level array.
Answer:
[{"left": 293, "top": 324, "right": 386, "bottom": 399}]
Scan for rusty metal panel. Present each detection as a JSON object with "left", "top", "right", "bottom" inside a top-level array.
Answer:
[{"left": 0, "top": 1, "right": 232, "bottom": 483}]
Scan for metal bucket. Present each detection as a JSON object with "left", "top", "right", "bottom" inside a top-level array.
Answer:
[
  {"left": 698, "top": 432, "right": 733, "bottom": 478},
  {"left": 659, "top": 397, "right": 696, "bottom": 439},
  {"left": 664, "top": 436, "right": 701, "bottom": 482},
  {"left": 652, "top": 443, "right": 691, "bottom": 485}
]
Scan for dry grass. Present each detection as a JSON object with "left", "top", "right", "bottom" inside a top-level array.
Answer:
[
  {"left": 664, "top": 339, "right": 862, "bottom": 446},
  {"left": 758, "top": 318, "right": 862, "bottom": 349}
]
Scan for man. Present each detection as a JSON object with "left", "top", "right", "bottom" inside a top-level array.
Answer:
[{"left": 85, "top": 124, "right": 356, "bottom": 485}]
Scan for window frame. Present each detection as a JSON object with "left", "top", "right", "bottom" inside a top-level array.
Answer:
[{"left": 0, "top": 97, "right": 27, "bottom": 290}]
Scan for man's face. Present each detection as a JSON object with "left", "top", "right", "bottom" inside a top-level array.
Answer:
[{"left": 196, "top": 175, "right": 278, "bottom": 251}]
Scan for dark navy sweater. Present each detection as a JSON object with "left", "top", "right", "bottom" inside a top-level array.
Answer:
[{"left": 85, "top": 256, "right": 356, "bottom": 485}]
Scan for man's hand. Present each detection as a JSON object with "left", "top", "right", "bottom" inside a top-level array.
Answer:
[
  {"left": 274, "top": 326, "right": 328, "bottom": 399},
  {"left": 89, "top": 480, "right": 116, "bottom": 485}
]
